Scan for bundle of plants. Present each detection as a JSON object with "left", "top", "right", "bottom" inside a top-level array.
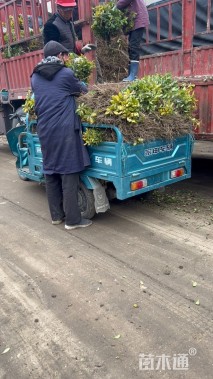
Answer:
[
  {"left": 65, "top": 53, "right": 95, "bottom": 84},
  {"left": 77, "top": 74, "right": 198, "bottom": 146},
  {"left": 96, "top": 35, "right": 129, "bottom": 82},
  {"left": 92, "top": 1, "right": 135, "bottom": 43},
  {"left": 2, "top": 36, "right": 43, "bottom": 59},
  {"left": 1, "top": 14, "right": 43, "bottom": 58}
]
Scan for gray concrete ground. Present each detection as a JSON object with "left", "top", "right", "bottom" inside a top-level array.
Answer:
[
  {"left": 0, "top": 142, "right": 212, "bottom": 379},
  {"left": 192, "top": 140, "right": 213, "bottom": 159}
]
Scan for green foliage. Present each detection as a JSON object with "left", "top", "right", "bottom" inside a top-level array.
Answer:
[
  {"left": 174, "top": 83, "right": 197, "bottom": 115},
  {"left": 3, "top": 45, "right": 25, "bottom": 58},
  {"left": 122, "top": 9, "right": 136, "bottom": 35},
  {"left": 105, "top": 89, "right": 141, "bottom": 124},
  {"left": 92, "top": 1, "right": 129, "bottom": 41},
  {"left": 128, "top": 74, "right": 197, "bottom": 117},
  {"left": 2, "top": 13, "right": 41, "bottom": 58},
  {"left": 65, "top": 53, "right": 95, "bottom": 83},
  {"left": 77, "top": 74, "right": 197, "bottom": 145},
  {"left": 76, "top": 103, "right": 97, "bottom": 124},
  {"left": 22, "top": 91, "right": 36, "bottom": 118},
  {"left": 82, "top": 128, "right": 104, "bottom": 146},
  {"left": 2, "top": 15, "right": 25, "bottom": 44},
  {"left": 133, "top": 138, "right": 144, "bottom": 146}
]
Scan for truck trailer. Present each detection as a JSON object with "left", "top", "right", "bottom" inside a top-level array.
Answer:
[{"left": 0, "top": 0, "right": 213, "bottom": 152}]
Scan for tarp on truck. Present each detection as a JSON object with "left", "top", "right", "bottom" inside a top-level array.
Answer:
[{"left": 141, "top": 0, "right": 213, "bottom": 55}]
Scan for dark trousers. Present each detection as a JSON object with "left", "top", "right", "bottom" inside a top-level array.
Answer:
[
  {"left": 45, "top": 173, "right": 81, "bottom": 226},
  {"left": 128, "top": 27, "right": 145, "bottom": 61}
]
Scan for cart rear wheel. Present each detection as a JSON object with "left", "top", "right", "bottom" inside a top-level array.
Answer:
[
  {"left": 17, "top": 169, "right": 29, "bottom": 181},
  {"left": 78, "top": 181, "right": 96, "bottom": 219}
]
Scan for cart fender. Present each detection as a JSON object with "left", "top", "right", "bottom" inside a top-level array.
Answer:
[
  {"left": 80, "top": 175, "right": 110, "bottom": 213},
  {"left": 6, "top": 125, "right": 26, "bottom": 157},
  {"left": 80, "top": 175, "right": 95, "bottom": 190}
]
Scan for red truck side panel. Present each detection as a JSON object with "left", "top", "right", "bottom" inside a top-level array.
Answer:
[
  {"left": 1, "top": 50, "right": 43, "bottom": 99},
  {"left": 139, "top": 51, "right": 182, "bottom": 77},
  {"left": 194, "top": 82, "right": 213, "bottom": 140},
  {"left": 0, "top": 0, "right": 213, "bottom": 140},
  {"left": 0, "top": 0, "right": 55, "bottom": 98}
]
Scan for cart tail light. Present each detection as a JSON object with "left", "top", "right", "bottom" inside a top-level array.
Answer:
[
  {"left": 131, "top": 179, "right": 147, "bottom": 191},
  {"left": 170, "top": 168, "right": 185, "bottom": 178}
]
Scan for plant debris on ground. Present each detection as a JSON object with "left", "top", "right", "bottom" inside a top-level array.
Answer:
[{"left": 138, "top": 187, "right": 213, "bottom": 226}]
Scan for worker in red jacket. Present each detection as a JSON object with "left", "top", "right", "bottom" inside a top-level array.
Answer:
[
  {"left": 43, "top": 0, "right": 95, "bottom": 55},
  {"left": 116, "top": 0, "right": 149, "bottom": 81}
]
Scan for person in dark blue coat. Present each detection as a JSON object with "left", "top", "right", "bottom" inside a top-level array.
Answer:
[{"left": 31, "top": 40, "right": 92, "bottom": 230}]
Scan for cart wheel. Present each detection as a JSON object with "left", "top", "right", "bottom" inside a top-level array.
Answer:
[
  {"left": 78, "top": 181, "right": 96, "bottom": 219},
  {"left": 17, "top": 169, "right": 29, "bottom": 181}
]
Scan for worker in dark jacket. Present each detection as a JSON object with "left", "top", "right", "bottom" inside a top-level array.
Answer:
[
  {"left": 31, "top": 40, "right": 92, "bottom": 230},
  {"left": 43, "top": 0, "right": 96, "bottom": 54},
  {"left": 116, "top": 0, "right": 149, "bottom": 81}
]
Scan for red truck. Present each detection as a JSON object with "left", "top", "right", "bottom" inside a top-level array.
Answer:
[{"left": 0, "top": 0, "right": 213, "bottom": 154}]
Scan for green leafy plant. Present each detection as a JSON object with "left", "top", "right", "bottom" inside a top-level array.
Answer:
[
  {"left": 65, "top": 53, "right": 95, "bottom": 83},
  {"left": 133, "top": 137, "right": 144, "bottom": 146},
  {"left": 2, "top": 14, "right": 41, "bottom": 58},
  {"left": 77, "top": 76, "right": 198, "bottom": 144},
  {"left": 2, "top": 45, "right": 25, "bottom": 58},
  {"left": 173, "top": 83, "right": 197, "bottom": 115},
  {"left": 105, "top": 89, "right": 141, "bottom": 124},
  {"left": 92, "top": 1, "right": 129, "bottom": 42},
  {"left": 82, "top": 128, "right": 104, "bottom": 146},
  {"left": 2, "top": 15, "right": 24, "bottom": 44},
  {"left": 76, "top": 103, "right": 97, "bottom": 124},
  {"left": 22, "top": 91, "right": 36, "bottom": 119},
  {"left": 128, "top": 74, "right": 197, "bottom": 117},
  {"left": 122, "top": 9, "right": 136, "bottom": 35}
]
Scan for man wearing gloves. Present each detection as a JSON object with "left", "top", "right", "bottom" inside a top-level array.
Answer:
[
  {"left": 43, "top": 0, "right": 96, "bottom": 55},
  {"left": 115, "top": 0, "right": 149, "bottom": 81},
  {"left": 31, "top": 40, "right": 92, "bottom": 230}
]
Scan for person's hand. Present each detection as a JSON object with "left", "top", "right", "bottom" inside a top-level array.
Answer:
[
  {"left": 80, "top": 81, "right": 88, "bottom": 94},
  {"left": 81, "top": 44, "right": 97, "bottom": 54}
]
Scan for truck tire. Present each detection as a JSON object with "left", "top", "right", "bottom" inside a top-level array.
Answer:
[{"left": 78, "top": 181, "right": 96, "bottom": 219}]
